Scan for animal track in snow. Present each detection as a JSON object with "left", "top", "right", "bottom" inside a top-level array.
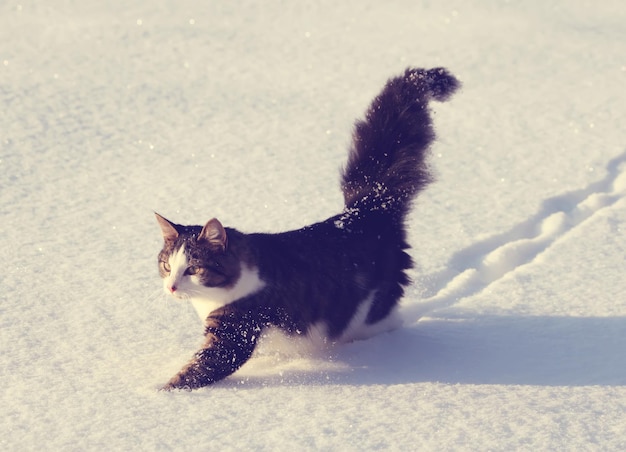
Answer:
[{"left": 407, "top": 150, "right": 626, "bottom": 321}]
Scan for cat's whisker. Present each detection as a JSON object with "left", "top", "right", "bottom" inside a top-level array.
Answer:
[
  {"left": 136, "top": 288, "right": 172, "bottom": 331},
  {"left": 144, "top": 289, "right": 164, "bottom": 311}
]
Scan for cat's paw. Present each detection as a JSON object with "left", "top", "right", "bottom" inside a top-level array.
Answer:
[
  {"left": 159, "top": 383, "right": 193, "bottom": 392},
  {"left": 159, "top": 375, "right": 193, "bottom": 392},
  {"left": 159, "top": 384, "right": 191, "bottom": 392}
]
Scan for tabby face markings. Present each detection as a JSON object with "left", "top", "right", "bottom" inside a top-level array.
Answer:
[
  {"left": 160, "top": 242, "right": 266, "bottom": 322},
  {"left": 163, "top": 245, "right": 190, "bottom": 297}
]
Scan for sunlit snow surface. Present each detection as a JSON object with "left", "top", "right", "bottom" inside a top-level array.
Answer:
[{"left": 2, "top": 0, "right": 626, "bottom": 449}]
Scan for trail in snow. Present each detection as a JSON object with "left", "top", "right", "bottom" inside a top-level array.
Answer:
[{"left": 406, "top": 150, "right": 626, "bottom": 321}]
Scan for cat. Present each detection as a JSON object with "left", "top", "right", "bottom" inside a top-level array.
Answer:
[{"left": 155, "top": 67, "right": 460, "bottom": 390}]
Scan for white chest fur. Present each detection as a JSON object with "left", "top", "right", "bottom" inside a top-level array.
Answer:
[{"left": 189, "top": 265, "right": 266, "bottom": 322}]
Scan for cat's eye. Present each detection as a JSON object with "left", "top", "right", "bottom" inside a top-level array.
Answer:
[
  {"left": 185, "top": 265, "right": 201, "bottom": 276},
  {"left": 161, "top": 261, "right": 171, "bottom": 273}
]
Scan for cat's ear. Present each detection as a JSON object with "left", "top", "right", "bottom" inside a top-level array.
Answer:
[
  {"left": 155, "top": 213, "right": 179, "bottom": 243},
  {"left": 199, "top": 218, "right": 228, "bottom": 251}
]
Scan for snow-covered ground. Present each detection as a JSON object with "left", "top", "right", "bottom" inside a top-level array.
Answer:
[{"left": 2, "top": 0, "right": 625, "bottom": 449}]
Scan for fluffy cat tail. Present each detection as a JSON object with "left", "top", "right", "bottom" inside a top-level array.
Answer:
[{"left": 341, "top": 67, "right": 460, "bottom": 219}]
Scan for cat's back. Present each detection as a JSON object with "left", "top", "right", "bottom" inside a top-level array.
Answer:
[{"left": 243, "top": 210, "right": 408, "bottom": 286}]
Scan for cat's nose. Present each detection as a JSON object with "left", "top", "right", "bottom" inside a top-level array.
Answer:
[{"left": 169, "top": 284, "right": 177, "bottom": 293}]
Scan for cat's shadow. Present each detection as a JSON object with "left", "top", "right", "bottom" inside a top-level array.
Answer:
[{"left": 218, "top": 313, "right": 626, "bottom": 389}]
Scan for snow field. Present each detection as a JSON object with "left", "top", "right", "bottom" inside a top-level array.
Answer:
[{"left": 2, "top": 0, "right": 626, "bottom": 450}]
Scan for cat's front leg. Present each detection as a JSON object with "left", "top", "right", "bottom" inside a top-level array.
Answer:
[{"left": 161, "top": 307, "right": 264, "bottom": 391}]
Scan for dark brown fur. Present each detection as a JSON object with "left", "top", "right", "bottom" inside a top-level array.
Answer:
[{"left": 156, "top": 68, "right": 460, "bottom": 390}]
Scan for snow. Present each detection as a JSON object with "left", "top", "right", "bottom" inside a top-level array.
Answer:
[{"left": 2, "top": 0, "right": 626, "bottom": 449}]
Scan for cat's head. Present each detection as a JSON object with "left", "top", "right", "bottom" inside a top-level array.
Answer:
[{"left": 155, "top": 213, "right": 241, "bottom": 300}]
